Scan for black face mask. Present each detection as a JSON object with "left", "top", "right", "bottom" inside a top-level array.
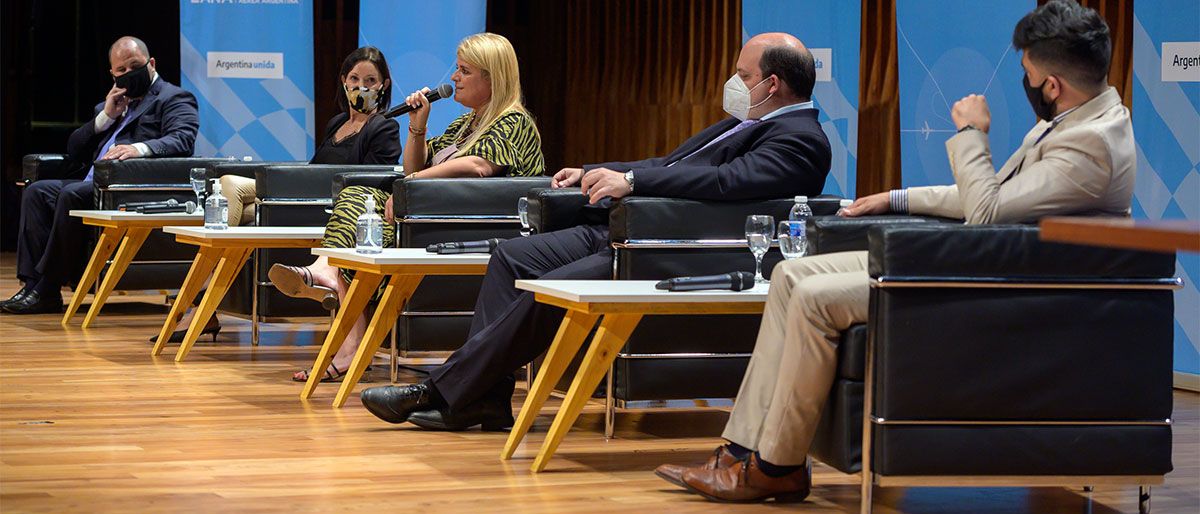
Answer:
[
  {"left": 115, "top": 62, "right": 152, "bottom": 99},
  {"left": 1022, "top": 74, "right": 1056, "bottom": 122}
]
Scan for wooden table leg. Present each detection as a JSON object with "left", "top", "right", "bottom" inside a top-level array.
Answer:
[
  {"left": 300, "top": 272, "right": 384, "bottom": 401},
  {"left": 174, "top": 247, "right": 251, "bottom": 362},
  {"left": 333, "top": 274, "right": 422, "bottom": 408},
  {"left": 531, "top": 313, "right": 643, "bottom": 472},
  {"left": 62, "top": 226, "right": 126, "bottom": 325},
  {"left": 152, "top": 246, "right": 220, "bottom": 356},
  {"left": 80, "top": 227, "right": 151, "bottom": 329},
  {"left": 502, "top": 309, "right": 600, "bottom": 460}
]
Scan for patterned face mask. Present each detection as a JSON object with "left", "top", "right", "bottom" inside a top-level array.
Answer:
[{"left": 344, "top": 84, "right": 382, "bottom": 114}]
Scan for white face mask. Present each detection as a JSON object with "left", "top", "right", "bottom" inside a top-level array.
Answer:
[{"left": 722, "top": 74, "right": 773, "bottom": 121}]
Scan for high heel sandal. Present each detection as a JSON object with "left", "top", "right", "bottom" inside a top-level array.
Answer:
[
  {"left": 268, "top": 264, "right": 339, "bottom": 310},
  {"left": 291, "top": 364, "right": 373, "bottom": 383},
  {"left": 149, "top": 316, "right": 222, "bottom": 343}
]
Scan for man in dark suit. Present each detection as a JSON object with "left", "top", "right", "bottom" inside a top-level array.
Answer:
[
  {"left": 3, "top": 36, "right": 199, "bottom": 314},
  {"left": 359, "top": 32, "right": 831, "bottom": 430}
]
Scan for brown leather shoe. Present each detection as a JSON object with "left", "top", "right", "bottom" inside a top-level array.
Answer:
[
  {"left": 655, "top": 445, "right": 741, "bottom": 488},
  {"left": 682, "top": 453, "right": 811, "bottom": 503}
]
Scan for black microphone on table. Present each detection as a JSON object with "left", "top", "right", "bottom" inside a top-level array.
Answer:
[
  {"left": 655, "top": 271, "right": 757, "bottom": 292},
  {"left": 119, "top": 199, "right": 178, "bottom": 211},
  {"left": 426, "top": 238, "right": 503, "bottom": 255},
  {"left": 138, "top": 201, "right": 198, "bottom": 214},
  {"left": 382, "top": 84, "right": 454, "bottom": 118}
]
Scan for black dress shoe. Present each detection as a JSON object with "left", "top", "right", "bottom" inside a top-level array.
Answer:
[
  {"left": 2, "top": 290, "right": 63, "bottom": 314},
  {"left": 360, "top": 383, "right": 436, "bottom": 424},
  {"left": 148, "top": 316, "right": 222, "bottom": 343},
  {"left": 0, "top": 287, "right": 32, "bottom": 310},
  {"left": 408, "top": 397, "right": 514, "bottom": 432}
]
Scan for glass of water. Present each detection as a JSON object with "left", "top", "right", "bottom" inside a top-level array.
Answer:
[
  {"left": 778, "top": 220, "right": 807, "bottom": 260},
  {"left": 517, "top": 197, "right": 531, "bottom": 237},
  {"left": 189, "top": 167, "right": 207, "bottom": 207},
  {"left": 745, "top": 215, "right": 775, "bottom": 284}
]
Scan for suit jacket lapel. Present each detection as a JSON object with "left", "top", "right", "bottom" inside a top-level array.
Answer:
[{"left": 117, "top": 79, "right": 162, "bottom": 136}]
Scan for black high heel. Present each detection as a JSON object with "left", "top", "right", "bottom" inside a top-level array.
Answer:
[{"left": 149, "top": 316, "right": 222, "bottom": 343}]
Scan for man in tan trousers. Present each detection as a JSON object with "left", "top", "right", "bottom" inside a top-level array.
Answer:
[{"left": 659, "top": 0, "right": 1135, "bottom": 503}]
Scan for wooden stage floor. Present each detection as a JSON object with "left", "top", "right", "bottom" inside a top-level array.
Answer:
[{"left": 0, "top": 254, "right": 1197, "bottom": 513}]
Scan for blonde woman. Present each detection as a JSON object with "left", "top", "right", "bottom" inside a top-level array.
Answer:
[{"left": 271, "top": 32, "right": 544, "bottom": 383}]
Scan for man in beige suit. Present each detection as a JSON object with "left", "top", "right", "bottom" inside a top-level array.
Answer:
[{"left": 659, "top": 0, "right": 1133, "bottom": 503}]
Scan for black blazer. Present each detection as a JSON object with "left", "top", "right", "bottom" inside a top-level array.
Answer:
[
  {"left": 584, "top": 109, "right": 831, "bottom": 200},
  {"left": 311, "top": 113, "right": 401, "bottom": 165},
  {"left": 65, "top": 77, "right": 200, "bottom": 178}
]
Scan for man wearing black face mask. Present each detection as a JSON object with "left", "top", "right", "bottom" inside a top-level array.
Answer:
[
  {"left": 4, "top": 36, "right": 199, "bottom": 314},
  {"left": 661, "top": 0, "right": 1135, "bottom": 503}
]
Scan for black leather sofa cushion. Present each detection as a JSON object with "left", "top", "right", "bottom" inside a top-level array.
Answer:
[
  {"left": 808, "top": 215, "right": 948, "bottom": 255},
  {"left": 206, "top": 161, "right": 301, "bottom": 180},
  {"left": 610, "top": 196, "right": 842, "bottom": 241},
  {"left": 396, "top": 177, "right": 551, "bottom": 216},
  {"left": 256, "top": 164, "right": 401, "bottom": 199},
  {"left": 868, "top": 224, "right": 1177, "bottom": 280},
  {"left": 838, "top": 324, "right": 867, "bottom": 380},
  {"left": 873, "top": 425, "right": 1173, "bottom": 476},
  {"left": 94, "top": 157, "right": 226, "bottom": 187},
  {"left": 870, "top": 286, "right": 1175, "bottom": 421},
  {"left": 528, "top": 188, "right": 609, "bottom": 233},
  {"left": 809, "top": 379, "right": 864, "bottom": 473},
  {"left": 613, "top": 355, "right": 750, "bottom": 401},
  {"left": 22, "top": 153, "right": 74, "bottom": 182},
  {"left": 335, "top": 171, "right": 403, "bottom": 198}
]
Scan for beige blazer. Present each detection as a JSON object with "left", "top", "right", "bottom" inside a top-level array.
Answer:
[{"left": 907, "top": 87, "right": 1135, "bottom": 224}]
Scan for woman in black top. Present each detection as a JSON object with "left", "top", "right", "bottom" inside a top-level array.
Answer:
[
  {"left": 160, "top": 48, "right": 401, "bottom": 344},
  {"left": 220, "top": 47, "right": 400, "bottom": 226}
]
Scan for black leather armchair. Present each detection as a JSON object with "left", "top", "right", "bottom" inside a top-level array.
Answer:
[
  {"left": 216, "top": 164, "right": 405, "bottom": 339},
  {"left": 805, "top": 220, "right": 1176, "bottom": 513},
  {"left": 527, "top": 188, "right": 843, "bottom": 435},
  {"left": 390, "top": 177, "right": 552, "bottom": 356},
  {"left": 21, "top": 156, "right": 227, "bottom": 292}
]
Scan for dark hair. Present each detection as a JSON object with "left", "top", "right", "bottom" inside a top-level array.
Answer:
[
  {"left": 337, "top": 46, "right": 392, "bottom": 113},
  {"left": 1012, "top": 0, "right": 1111, "bottom": 88},
  {"left": 759, "top": 45, "right": 816, "bottom": 101}
]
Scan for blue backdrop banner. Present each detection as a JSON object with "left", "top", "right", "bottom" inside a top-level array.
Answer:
[
  {"left": 896, "top": 0, "right": 1033, "bottom": 188},
  {"left": 359, "top": 0, "right": 487, "bottom": 140},
  {"left": 179, "top": 0, "right": 315, "bottom": 160},
  {"left": 742, "top": 0, "right": 860, "bottom": 198},
  {"left": 1132, "top": 0, "right": 1200, "bottom": 377}
]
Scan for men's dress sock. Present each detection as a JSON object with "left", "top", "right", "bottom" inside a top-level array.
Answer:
[
  {"left": 723, "top": 442, "right": 752, "bottom": 460},
  {"left": 30, "top": 278, "right": 61, "bottom": 300},
  {"left": 754, "top": 451, "right": 802, "bottom": 477}
]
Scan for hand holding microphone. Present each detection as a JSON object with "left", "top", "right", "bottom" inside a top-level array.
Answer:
[{"left": 384, "top": 84, "right": 454, "bottom": 120}]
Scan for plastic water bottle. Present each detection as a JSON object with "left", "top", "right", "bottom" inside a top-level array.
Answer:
[
  {"left": 356, "top": 194, "right": 384, "bottom": 254},
  {"left": 788, "top": 195, "right": 812, "bottom": 237},
  {"left": 837, "top": 198, "right": 854, "bottom": 216},
  {"left": 204, "top": 179, "right": 228, "bottom": 230}
]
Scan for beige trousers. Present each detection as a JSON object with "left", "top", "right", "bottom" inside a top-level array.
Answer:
[
  {"left": 721, "top": 250, "right": 870, "bottom": 465},
  {"left": 219, "top": 175, "right": 256, "bottom": 226}
]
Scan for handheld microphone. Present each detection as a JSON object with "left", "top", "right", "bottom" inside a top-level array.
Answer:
[
  {"left": 120, "top": 199, "right": 178, "bottom": 211},
  {"left": 383, "top": 84, "right": 454, "bottom": 118},
  {"left": 655, "top": 271, "right": 756, "bottom": 292},
  {"left": 425, "top": 238, "right": 503, "bottom": 255},
  {"left": 138, "top": 201, "right": 197, "bottom": 214}
]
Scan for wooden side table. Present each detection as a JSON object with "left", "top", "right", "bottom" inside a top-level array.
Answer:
[{"left": 64, "top": 210, "right": 203, "bottom": 328}]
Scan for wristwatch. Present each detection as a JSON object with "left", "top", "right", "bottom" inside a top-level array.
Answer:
[
  {"left": 624, "top": 170, "right": 635, "bottom": 193},
  {"left": 957, "top": 124, "right": 979, "bottom": 133}
]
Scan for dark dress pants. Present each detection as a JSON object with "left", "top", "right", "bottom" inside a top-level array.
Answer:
[
  {"left": 17, "top": 179, "right": 94, "bottom": 291},
  {"left": 429, "top": 224, "right": 613, "bottom": 411}
]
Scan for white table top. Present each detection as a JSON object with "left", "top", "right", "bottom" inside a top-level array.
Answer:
[
  {"left": 70, "top": 209, "right": 202, "bottom": 221},
  {"left": 312, "top": 247, "right": 493, "bottom": 266},
  {"left": 164, "top": 226, "right": 325, "bottom": 239},
  {"left": 515, "top": 280, "right": 770, "bottom": 303}
]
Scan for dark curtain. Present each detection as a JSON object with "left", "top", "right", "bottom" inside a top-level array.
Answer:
[{"left": 855, "top": 0, "right": 902, "bottom": 196}]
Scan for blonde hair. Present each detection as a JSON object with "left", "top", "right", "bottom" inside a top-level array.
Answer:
[{"left": 452, "top": 32, "right": 538, "bottom": 155}]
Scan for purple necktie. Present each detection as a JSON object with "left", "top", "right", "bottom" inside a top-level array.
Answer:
[
  {"left": 86, "top": 107, "right": 136, "bottom": 181},
  {"left": 668, "top": 119, "right": 760, "bottom": 167}
]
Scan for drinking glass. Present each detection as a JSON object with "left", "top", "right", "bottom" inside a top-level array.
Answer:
[
  {"left": 745, "top": 215, "right": 775, "bottom": 283},
  {"left": 189, "top": 167, "right": 207, "bottom": 207},
  {"left": 778, "top": 220, "right": 806, "bottom": 260},
  {"left": 517, "top": 197, "right": 531, "bottom": 236}
]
